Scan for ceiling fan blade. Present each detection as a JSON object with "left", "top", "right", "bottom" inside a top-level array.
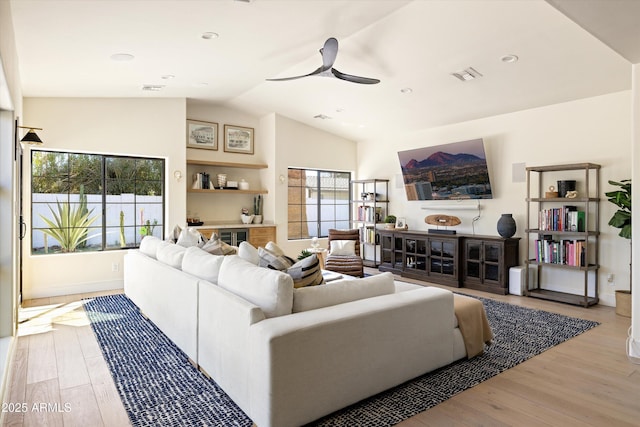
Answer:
[
  {"left": 266, "top": 66, "right": 324, "bottom": 82},
  {"left": 319, "top": 37, "right": 338, "bottom": 71},
  {"left": 331, "top": 68, "right": 380, "bottom": 85}
]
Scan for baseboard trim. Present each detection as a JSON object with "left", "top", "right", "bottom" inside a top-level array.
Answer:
[{"left": 24, "top": 279, "right": 124, "bottom": 300}]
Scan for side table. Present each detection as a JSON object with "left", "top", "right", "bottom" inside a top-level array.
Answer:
[{"left": 307, "top": 248, "right": 327, "bottom": 268}]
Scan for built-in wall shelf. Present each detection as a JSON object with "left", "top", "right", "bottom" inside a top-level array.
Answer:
[
  {"left": 187, "top": 188, "right": 268, "bottom": 195},
  {"left": 186, "top": 159, "right": 268, "bottom": 169}
]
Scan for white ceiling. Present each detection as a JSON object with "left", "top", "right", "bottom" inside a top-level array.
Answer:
[{"left": 9, "top": 0, "right": 636, "bottom": 141}]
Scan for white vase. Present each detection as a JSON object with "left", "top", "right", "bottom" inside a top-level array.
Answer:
[{"left": 253, "top": 215, "right": 263, "bottom": 224}]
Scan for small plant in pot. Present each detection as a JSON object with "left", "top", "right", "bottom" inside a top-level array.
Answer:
[
  {"left": 605, "top": 179, "right": 631, "bottom": 317},
  {"left": 384, "top": 215, "right": 397, "bottom": 229}
]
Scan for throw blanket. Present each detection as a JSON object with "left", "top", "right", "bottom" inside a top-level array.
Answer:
[{"left": 453, "top": 295, "right": 494, "bottom": 358}]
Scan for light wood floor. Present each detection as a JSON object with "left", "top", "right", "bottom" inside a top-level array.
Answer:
[{"left": 2, "top": 276, "right": 639, "bottom": 427}]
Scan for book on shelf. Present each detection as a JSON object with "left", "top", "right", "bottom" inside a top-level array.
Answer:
[
  {"left": 356, "top": 205, "right": 382, "bottom": 223},
  {"left": 535, "top": 238, "right": 586, "bottom": 266},
  {"left": 358, "top": 226, "right": 379, "bottom": 245},
  {"left": 538, "top": 206, "right": 585, "bottom": 232}
]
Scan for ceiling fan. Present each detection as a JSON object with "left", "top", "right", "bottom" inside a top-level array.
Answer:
[{"left": 267, "top": 37, "right": 380, "bottom": 85}]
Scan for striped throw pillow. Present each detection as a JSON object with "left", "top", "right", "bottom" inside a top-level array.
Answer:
[{"left": 287, "top": 254, "right": 324, "bottom": 288}]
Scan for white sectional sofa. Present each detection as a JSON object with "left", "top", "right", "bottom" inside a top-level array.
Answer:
[{"left": 123, "top": 237, "right": 470, "bottom": 427}]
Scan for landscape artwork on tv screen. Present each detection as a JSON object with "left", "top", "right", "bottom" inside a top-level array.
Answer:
[{"left": 398, "top": 138, "right": 492, "bottom": 200}]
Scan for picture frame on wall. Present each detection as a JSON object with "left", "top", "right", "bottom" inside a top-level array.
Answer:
[
  {"left": 187, "top": 119, "right": 218, "bottom": 150},
  {"left": 224, "top": 124, "right": 254, "bottom": 154}
]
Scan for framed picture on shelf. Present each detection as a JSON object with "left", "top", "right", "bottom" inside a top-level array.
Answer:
[
  {"left": 395, "top": 217, "right": 406, "bottom": 229},
  {"left": 186, "top": 119, "right": 218, "bottom": 150},
  {"left": 224, "top": 124, "right": 254, "bottom": 154}
]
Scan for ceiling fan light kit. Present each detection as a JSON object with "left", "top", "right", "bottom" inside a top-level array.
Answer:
[{"left": 267, "top": 37, "right": 380, "bottom": 85}]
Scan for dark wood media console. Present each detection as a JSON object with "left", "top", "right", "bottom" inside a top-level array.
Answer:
[{"left": 377, "top": 229, "right": 520, "bottom": 295}]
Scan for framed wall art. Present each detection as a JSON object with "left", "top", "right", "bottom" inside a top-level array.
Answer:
[
  {"left": 224, "top": 124, "right": 254, "bottom": 154},
  {"left": 187, "top": 119, "right": 218, "bottom": 150}
]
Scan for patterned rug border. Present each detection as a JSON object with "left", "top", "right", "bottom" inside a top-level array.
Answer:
[{"left": 84, "top": 294, "right": 599, "bottom": 427}]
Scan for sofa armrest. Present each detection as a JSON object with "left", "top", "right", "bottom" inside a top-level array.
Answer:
[{"left": 247, "top": 286, "right": 455, "bottom": 427}]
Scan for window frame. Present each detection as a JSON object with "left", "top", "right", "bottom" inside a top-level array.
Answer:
[
  {"left": 287, "top": 167, "right": 351, "bottom": 240},
  {"left": 30, "top": 149, "right": 165, "bottom": 255}
]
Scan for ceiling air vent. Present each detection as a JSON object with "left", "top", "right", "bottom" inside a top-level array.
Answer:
[
  {"left": 142, "top": 84, "right": 165, "bottom": 92},
  {"left": 451, "top": 67, "right": 483, "bottom": 82},
  {"left": 313, "top": 114, "right": 332, "bottom": 120}
]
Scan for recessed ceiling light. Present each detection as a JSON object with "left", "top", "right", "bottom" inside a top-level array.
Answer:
[
  {"left": 161, "top": 74, "right": 175, "bottom": 80},
  {"left": 451, "top": 67, "right": 483, "bottom": 82},
  {"left": 201, "top": 32, "right": 219, "bottom": 40},
  {"left": 142, "top": 84, "right": 165, "bottom": 92},
  {"left": 110, "top": 53, "right": 135, "bottom": 62},
  {"left": 501, "top": 54, "right": 519, "bottom": 63},
  {"left": 400, "top": 87, "right": 413, "bottom": 94}
]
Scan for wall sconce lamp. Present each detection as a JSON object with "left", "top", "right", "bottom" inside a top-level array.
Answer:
[{"left": 18, "top": 126, "right": 44, "bottom": 145}]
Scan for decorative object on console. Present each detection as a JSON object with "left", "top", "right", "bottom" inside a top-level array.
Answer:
[
  {"left": 186, "top": 119, "right": 218, "bottom": 150},
  {"left": 395, "top": 217, "right": 407, "bottom": 230},
  {"left": 557, "top": 180, "right": 576, "bottom": 198},
  {"left": 425, "top": 214, "right": 461, "bottom": 235},
  {"left": 384, "top": 215, "right": 396, "bottom": 229},
  {"left": 496, "top": 213, "right": 517, "bottom": 238},
  {"left": 397, "top": 138, "right": 492, "bottom": 201},
  {"left": 224, "top": 124, "right": 254, "bottom": 154}
]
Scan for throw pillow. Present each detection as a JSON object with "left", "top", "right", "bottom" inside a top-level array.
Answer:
[
  {"left": 265, "top": 241, "right": 285, "bottom": 257},
  {"left": 286, "top": 254, "right": 324, "bottom": 288},
  {"left": 258, "top": 247, "right": 294, "bottom": 270},
  {"left": 201, "top": 234, "right": 237, "bottom": 255},
  {"left": 176, "top": 227, "right": 207, "bottom": 248},
  {"left": 167, "top": 224, "right": 182, "bottom": 243},
  {"left": 330, "top": 239, "right": 356, "bottom": 256},
  {"left": 238, "top": 241, "right": 260, "bottom": 265}
]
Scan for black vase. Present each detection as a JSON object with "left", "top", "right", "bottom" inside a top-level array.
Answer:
[{"left": 497, "top": 214, "right": 516, "bottom": 238}]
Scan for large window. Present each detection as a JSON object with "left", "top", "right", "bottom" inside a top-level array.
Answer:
[
  {"left": 287, "top": 168, "right": 351, "bottom": 240},
  {"left": 31, "top": 150, "right": 164, "bottom": 254}
]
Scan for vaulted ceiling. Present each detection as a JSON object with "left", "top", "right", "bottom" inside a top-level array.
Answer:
[{"left": 10, "top": 0, "right": 637, "bottom": 141}]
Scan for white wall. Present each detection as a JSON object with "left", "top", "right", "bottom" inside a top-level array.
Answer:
[
  {"left": 268, "top": 114, "right": 358, "bottom": 257},
  {"left": 358, "top": 91, "right": 631, "bottom": 307},
  {"left": 22, "top": 97, "right": 186, "bottom": 299}
]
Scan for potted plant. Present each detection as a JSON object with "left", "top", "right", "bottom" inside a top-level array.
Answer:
[
  {"left": 384, "top": 215, "right": 397, "bottom": 229},
  {"left": 605, "top": 179, "right": 631, "bottom": 317}
]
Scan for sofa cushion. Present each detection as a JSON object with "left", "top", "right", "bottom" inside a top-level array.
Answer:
[
  {"left": 218, "top": 255, "right": 294, "bottom": 318},
  {"left": 287, "top": 254, "right": 324, "bottom": 288},
  {"left": 156, "top": 242, "right": 187, "bottom": 269},
  {"left": 181, "top": 246, "right": 224, "bottom": 284},
  {"left": 292, "top": 272, "right": 395, "bottom": 312},
  {"left": 201, "top": 234, "right": 237, "bottom": 255},
  {"left": 329, "top": 239, "right": 356, "bottom": 256},
  {"left": 238, "top": 241, "right": 260, "bottom": 265},
  {"left": 139, "top": 235, "right": 163, "bottom": 259},
  {"left": 258, "top": 247, "right": 294, "bottom": 270}
]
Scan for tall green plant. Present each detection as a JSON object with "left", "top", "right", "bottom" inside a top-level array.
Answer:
[
  {"left": 78, "top": 184, "right": 89, "bottom": 248},
  {"left": 39, "top": 201, "right": 98, "bottom": 252},
  {"left": 605, "top": 179, "right": 631, "bottom": 239}
]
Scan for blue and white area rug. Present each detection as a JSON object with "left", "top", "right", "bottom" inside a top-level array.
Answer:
[{"left": 85, "top": 294, "right": 599, "bottom": 427}]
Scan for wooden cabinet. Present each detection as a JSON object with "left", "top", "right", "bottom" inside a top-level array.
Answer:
[
  {"left": 378, "top": 229, "right": 519, "bottom": 293},
  {"left": 463, "top": 237, "right": 520, "bottom": 295},
  {"left": 248, "top": 226, "right": 276, "bottom": 248},
  {"left": 379, "top": 230, "right": 462, "bottom": 288},
  {"left": 525, "top": 163, "right": 600, "bottom": 307}
]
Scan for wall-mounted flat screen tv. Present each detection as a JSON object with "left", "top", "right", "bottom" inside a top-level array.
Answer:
[{"left": 398, "top": 138, "right": 492, "bottom": 200}]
